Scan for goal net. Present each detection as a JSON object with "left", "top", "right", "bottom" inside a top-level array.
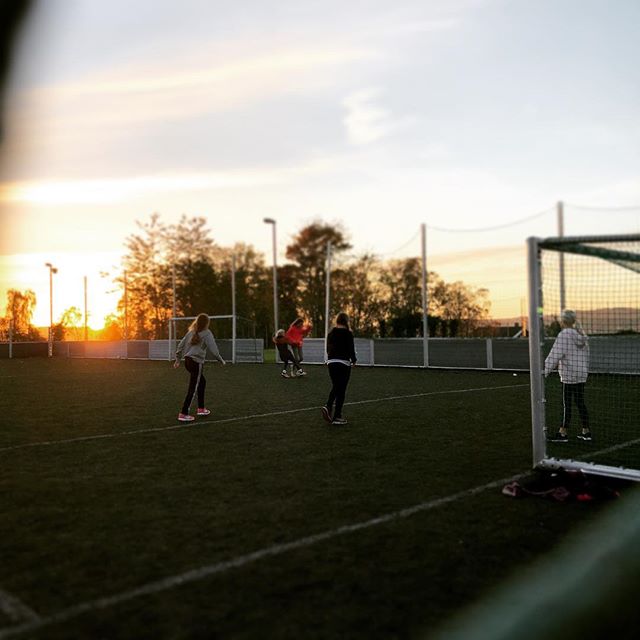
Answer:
[
  {"left": 528, "top": 234, "right": 640, "bottom": 480},
  {"left": 169, "top": 315, "right": 262, "bottom": 363}
]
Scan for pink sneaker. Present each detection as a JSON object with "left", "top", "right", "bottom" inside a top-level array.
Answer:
[
  {"left": 178, "top": 413, "right": 195, "bottom": 422},
  {"left": 197, "top": 408, "right": 211, "bottom": 416}
]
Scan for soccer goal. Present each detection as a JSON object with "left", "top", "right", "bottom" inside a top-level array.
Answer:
[
  {"left": 528, "top": 234, "right": 640, "bottom": 481},
  {"left": 168, "top": 315, "right": 263, "bottom": 364}
]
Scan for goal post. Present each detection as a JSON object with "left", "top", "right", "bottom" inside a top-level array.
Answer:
[
  {"left": 169, "top": 314, "right": 262, "bottom": 364},
  {"left": 528, "top": 234, "right": 640, "bottom": 481}
]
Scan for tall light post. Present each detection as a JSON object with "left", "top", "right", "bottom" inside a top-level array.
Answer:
[
  {"left": 45, "top": 262, "right": 57, "bottom": 357},
  {"left": 263, "top": 218, "right": 278, "bottom": 335}
]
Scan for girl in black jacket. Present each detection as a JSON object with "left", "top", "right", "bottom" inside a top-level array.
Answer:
[{"left": 322, "top": 312, "right": 357, "bottom": 425}]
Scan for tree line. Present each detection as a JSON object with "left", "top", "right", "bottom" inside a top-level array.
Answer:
[{"left": 1, "top": 214, "right": 492, "bottom": 342}]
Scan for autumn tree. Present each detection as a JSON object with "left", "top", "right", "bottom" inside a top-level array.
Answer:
[
  {"left": 100, "top": 314, "right": 123, "bottom": 341},
  {"left": 285, "top": 222, "right": 351, "bottom": 331},
  {"left": 55, "top": 306, "right": 83, "bottom": 341},
  {"left": 332, "top": 254, "right": 381, "bottom": 336},
  {"left": 430, "top": 279, "right": 490, "bottom": 337},
  {"left": 119, "top": 213, "right": 172, "bottom": 339},
  {"left": 378, "top": 259, "right": 429, "bottom": 337},
  {"left": 3, "top": 289, "right": 40, "bottom": 340}
]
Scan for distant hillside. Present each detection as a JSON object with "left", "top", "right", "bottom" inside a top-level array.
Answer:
[{"left": 492, "top": 308, "right": 639, "bottom": 334}]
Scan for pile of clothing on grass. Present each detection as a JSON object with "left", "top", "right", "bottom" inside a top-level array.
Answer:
[{"left": 502, "top": 469, "right": 631, "bottom": 503}]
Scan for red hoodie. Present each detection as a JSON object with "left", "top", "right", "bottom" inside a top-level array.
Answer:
[{"left": 285, "top": 322, "right": 312, "bottom": 347}]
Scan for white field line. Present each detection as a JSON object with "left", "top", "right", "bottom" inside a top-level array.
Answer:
[
  {"left": 0, "top": 384, "right": 529, "bottom": 454},
  {"left": 588, "top": 436, "right": 640, "bottom": 458},
  {"left": 0, "top": 589, "right": 40, "bottom": 625},
  {"left": 0, "top": 472, "right": 526, "bottom": 639}
]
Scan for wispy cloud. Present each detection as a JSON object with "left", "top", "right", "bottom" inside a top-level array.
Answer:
[
  {"left": 9, "top": 46, "right": 377, "bottom": 133},
  {"left": 0, "top": 155, "right": 347, "bottom": 205},
  {"left": 0, "top": 171, "right": 284, "bottom": 205},
  {"left": 343, "top": 88, "right": 413, "bottom": 145}
]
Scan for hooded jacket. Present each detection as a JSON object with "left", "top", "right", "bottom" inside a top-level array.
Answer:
[
  {"left": 175, "top": 329, "right": 224, "bottom": 364},
  {"left": 544, "top": 328, "right": 589, "bottom": 384}
]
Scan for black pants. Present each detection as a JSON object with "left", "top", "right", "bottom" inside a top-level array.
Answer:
[
  {"left": 181, "top": 356, "right": 206, "bottom": 414},
  {"left": 561, "top": 383, "right": 589, "bottom": 430},
  {"left": 277, "top": 346, "right": 300, "bottom": 370},
  {"left": 326, "top": 363, "right": 351, "bottom": 419}
]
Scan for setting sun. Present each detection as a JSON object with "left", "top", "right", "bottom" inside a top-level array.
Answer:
[{"left": 0, "top": 251, "right": 122, "bottom": 329}]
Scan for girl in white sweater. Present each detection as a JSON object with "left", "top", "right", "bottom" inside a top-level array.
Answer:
[
  {"left": 174, "top": 313, "right": 226, "bottom": 422},
  {"left": 544, "top": 310, "right": 591, "bottom": 442}
]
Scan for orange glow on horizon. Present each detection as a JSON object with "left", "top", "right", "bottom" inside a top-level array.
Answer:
[{"left": 0, "top": 251, "right": 122, "bottom": 329}]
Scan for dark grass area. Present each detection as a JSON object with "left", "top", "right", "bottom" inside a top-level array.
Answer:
[
  {"left": 0, "top": 359, "right": 619, "bottom": 638},
  {"left": 544, "top": 374, "right": 640, "bottom": 469}
]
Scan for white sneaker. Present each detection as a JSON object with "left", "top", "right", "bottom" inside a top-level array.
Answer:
[
  {"left": 332, "top": 417, "right": 348, "bottom": 425},
  {"left": 281, "top": 370, "right": 290, "bottom": 378},
  {"left": 296, "top": 369, "right": 307, "bottom": 377}
]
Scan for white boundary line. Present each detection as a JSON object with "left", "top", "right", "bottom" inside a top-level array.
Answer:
[
  {"left": 0, "top": 384, "right": 529, "bottom": 454},
  {"left": 581, "top": 436, "right": 640, "bottom": 459},
  {"left": 0, "top": 472, "right": 526, "bottom": 639},
  {"left": 0, "top": 589, "right": 40, "bottom": 625}
]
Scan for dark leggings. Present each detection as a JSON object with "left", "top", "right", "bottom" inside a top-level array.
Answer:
[
  {"left": 561, "top": 383, "right": 589, "bottom": 430},
  {"left": 327, "top": 363, "right": 351, "bottom": 419},
  {"left": 277, "top": 347, "right": 300, "bottom": 370},
  {"left": 181, "top": 356, "right": 206, "bottom": 414}
]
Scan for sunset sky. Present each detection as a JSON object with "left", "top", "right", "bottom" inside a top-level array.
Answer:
[{"left": 1, "top": 0, "right": 639, "bottom": 328}]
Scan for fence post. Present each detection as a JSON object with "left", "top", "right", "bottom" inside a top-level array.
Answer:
[
  {"left": 486, "top": 338, "right": 493, "bottom": 370},
  {"left": 370, "top": 339, "right": 375, "bottom": 366}
]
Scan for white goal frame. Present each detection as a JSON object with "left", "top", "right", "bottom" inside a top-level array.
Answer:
[
  {"left": 169, "top": 314, "right": 236, "bottom": 363},
  {"left": 528, "top": 234, "right": 640, "bottom": 481}
]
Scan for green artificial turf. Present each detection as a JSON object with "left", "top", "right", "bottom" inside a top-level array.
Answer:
[{"left": 0, "top": 359, "right": 618, "bottom": 638}]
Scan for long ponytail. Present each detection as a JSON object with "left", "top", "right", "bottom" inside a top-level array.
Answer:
[{"left": 189, "top": 313, "right": 210, "bottom": 344}]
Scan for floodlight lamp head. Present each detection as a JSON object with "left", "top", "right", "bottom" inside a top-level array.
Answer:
[{"left": 263, "top": 217, "right": 275, "bottom": 225}]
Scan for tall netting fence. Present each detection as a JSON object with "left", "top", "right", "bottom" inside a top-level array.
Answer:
[{"left": 533, "top": 234, "right": 640, "bottom": 479}]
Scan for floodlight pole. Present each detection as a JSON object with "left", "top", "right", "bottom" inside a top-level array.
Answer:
[
  {"left": 45, "top": 262, "right": 57, "bottom": 357},
  {"left": 84, "top": 275, "right": 88, "bottom": 341},
  {"left": 557, "top": 201, "right": 566, "bottom": 311},
  {"left": 170, "top": 264, "right": 177, "bottom": 358},
  {"left": 171, "top": 264, "right": 177, "bottom": 319},
  {"left": 325, "top": 241, "right": 332, "bottom": 353},
  {"left": 231, "top": 254, "right": 237, "bottom": 364},
  {"left": 123, "top": 270, "right": 128, "bottom": 342},
  {"left": 263, "top": 218, "right": 278, "bottom": 335},
  {"left": 421, "top": 223, "right": 429, "bottom": 367}
]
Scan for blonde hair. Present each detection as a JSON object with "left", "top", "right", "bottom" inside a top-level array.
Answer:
[
  {"left": 189, "top": 313, "right": 210, "bottom": 344},
  {"left": 561, "top": 309, "right": 577, "bottom": 326}
]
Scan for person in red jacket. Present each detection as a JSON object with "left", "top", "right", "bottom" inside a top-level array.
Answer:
[
  {"left": 273, "top": 329, "right": 302, "bottom": 378},
  {"left": 285, "top": 317, "right": 312, "bottom": 377}
]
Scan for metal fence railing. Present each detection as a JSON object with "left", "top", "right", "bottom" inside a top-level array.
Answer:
[
  {"left": 291, "top": 338, "right": 532, "bottom": 371},
  {"left": 0, "top": 339, "right": 264, "bottom": 363},
  {"left": 3, "top": 337, "right": 638, "bottom": 373}
]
